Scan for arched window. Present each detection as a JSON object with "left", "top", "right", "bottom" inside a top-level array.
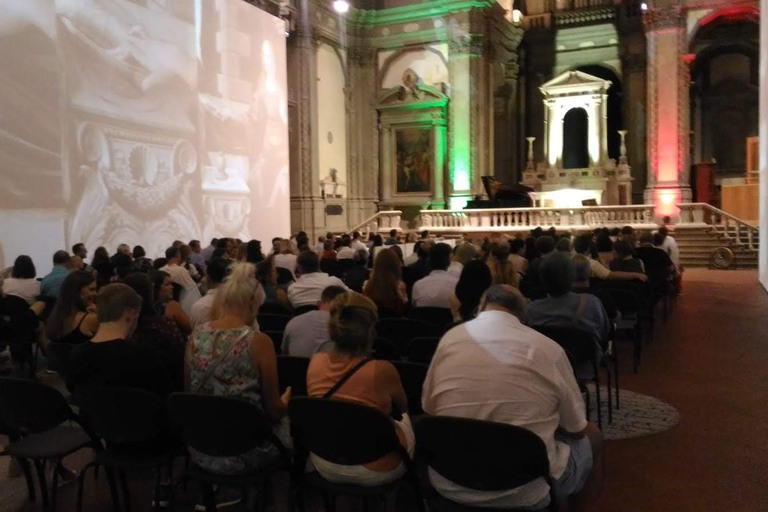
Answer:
[{"left": 562, "top": 108, "right": 589, "bottom": 169}]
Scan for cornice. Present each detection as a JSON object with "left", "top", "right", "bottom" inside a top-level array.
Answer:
[{"left": 347, "top": 0, "right": 496, "bottom": 29}]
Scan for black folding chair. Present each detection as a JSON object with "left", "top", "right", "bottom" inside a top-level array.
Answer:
[
  {"left": 167, "top": 393, "right": 290, "bottom": 512},
  {"left": 376, "top": 318, "right": 441, "bottom": 355},
  {"left": 74, "top": 387, "right": 183, "bottom": 512},
  {"left": 288, "top": 397, "right": 423, "bottom": 512},
  {"left": 372, "top": 338, "right": 401, "bottom": 362},
  {"left": 0, "top": 377, "right": 94, "bottom": 512},
  {"left": 337, "top": 259, "right": 354, "bottom": 276},
  {"left": 407, "top": 337, "right": 440, "bottom": 365},
  {"left": 0, "top": 295, "right": 40, "bottom": 377},
  {"left": 320, "top": 259, "right": 343, "bottom": 279},
  {"left": 262, "top": 331, "right": 284, "bottom": 354},
  {"left": 596, "top": 281, "right": 644, "bottom": 379},
  {"left": 391, "top": 361, "right": 428, "bottom": 416},
  {"left": 414, "top": 416, "right": 556, "bottom": 511},
  {"left": 531, "top": 326, "right": 610, "bottom": 429},
  {"left": 293, "top": 305, "right": 319, "bottom": 316},
  {"left": 407, "top": 308, "right": 455, "bottom": 334},
  {"left": 257, "top": 313, "right": 292, "bottom": 332},
  {"left": 259, "top": 302, "right": 292, "bottom": 316},
  {"left": 277, "top": 356, "right": 310, "bottom": 396}
]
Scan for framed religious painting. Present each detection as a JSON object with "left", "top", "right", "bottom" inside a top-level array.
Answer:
[{"left": 394, "top": 128, "right": 432, "bottom": 194}]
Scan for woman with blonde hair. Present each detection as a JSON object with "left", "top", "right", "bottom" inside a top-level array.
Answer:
[
  {"left": 486, "top": 243, "right": 519, "bottom": 288},
  {"left": 185, "top": 262, "right": 289, "bottom": 493},
  {"left": 363, "top": 248, "right": 407, "bottom": 316},
  {"left": 307, "top": 293, "right": 414, "bottom": 486}
]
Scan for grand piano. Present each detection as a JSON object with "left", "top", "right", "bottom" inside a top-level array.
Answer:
[{"left": 466, "top": 177, "right": 535, "bottom": 209}]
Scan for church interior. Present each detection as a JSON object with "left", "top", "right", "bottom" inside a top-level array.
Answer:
[{"left": 1, "top": 0, "right": 768, "bottom": 511}]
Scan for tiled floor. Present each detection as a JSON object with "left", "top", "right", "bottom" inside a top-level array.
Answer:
[{"left": 2, "top": 269, "right": 767, "bottom": 512}]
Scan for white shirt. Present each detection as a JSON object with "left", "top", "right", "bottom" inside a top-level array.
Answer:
[
  {"left": 2, "top": 277, "right": 41, "bottom": 305},
  {"left": 422, "top": 310, "right": 587, "bottom": 508},
  {"left": 159, "top": 263, "right": 202, "bottom": 315},
  {"left": 587, "top": 256, "right": 610, "bottom": 280},
  {"left": 282, "top": 310, "right": 332, "bottom": 357},
  {"left": 287, "top": 272, "right": 349, "bottom": 308},
  {"left": 351, "top": 239, "right": 368, "bottom": 252},
  {"left": 336, "top": 247, "right": 355, "bottom": 260},
  {"left": 274, "top": 253, "right": 298, "bottom": 278},
  {"left": 447, "top": 261, "right": 463, "bottom": 279},
  {"left": 411, "top": 270, "right": 459, "bottom": 309},
  {"left": 661, "top": 236, "right": 680, "bottom": 268},
  {"left": 190, "top": 288, "right": 217, "bottom": 329}
]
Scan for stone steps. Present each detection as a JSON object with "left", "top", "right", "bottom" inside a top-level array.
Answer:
[{"left": 674, "top": 227, "right": 758, "bottom": 268}]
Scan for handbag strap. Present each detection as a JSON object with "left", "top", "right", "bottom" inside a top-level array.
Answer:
[
  {"left": 323, "top": 358, "right": 372, "bottom": 399},
  {"left": 193, "top": 328, "right": 252, "bottom": 393},
  {"left": 571, "top": 294, "right": 588, "bottom": 327}
]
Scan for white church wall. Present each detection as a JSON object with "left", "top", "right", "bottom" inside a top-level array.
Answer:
[
  {"left": 380, "top": 46, "right": 449, "bottom": 90},
  {"left": 316, "top": 44, "right": 348, "bottom": 199}
]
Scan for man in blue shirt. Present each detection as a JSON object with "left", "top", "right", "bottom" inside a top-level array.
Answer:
[{"left": 40, "top": 250, "right": 71, "bottom": 299}]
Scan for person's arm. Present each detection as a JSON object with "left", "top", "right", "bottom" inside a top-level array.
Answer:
[
  {"left": 166, "top": 300, "right": 192, "bottom": 336},
  {"left": 607, "top": 271, "right": 648, "bottom": 282},
  {"left": 275, "top": 287, "right": 293, "bottom": 313},
  {"left": 252, "top": 332, "right": 290, "bottom": 421},
  {"left": 378, "top": 361, "right": 408, "bottom": 414}
]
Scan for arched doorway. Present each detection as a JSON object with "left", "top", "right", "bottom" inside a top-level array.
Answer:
[
  {"left": 574, "top": 65, "right": 623, "bottom": 161},
  {"left": 562, "top": 108, "right": 589, "bottom": 169}
]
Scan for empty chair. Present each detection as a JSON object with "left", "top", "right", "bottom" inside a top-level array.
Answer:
[
  {"left": 414, "top": 415, "right": 556, "bottom": 511},
  {"left": 257, "top": 313, "right": 292, "bottom": 332},
  {"left": 375, "top": 318, "right": 440, "bottom": 355},
  {"left": 391, "top": 361, "right": 428, "bottom": 416},
  {"left": 74, "top": 387, "right": 182, "bottom": 512},
  {"left": 0, "top": 377, "right": 94, "bottom": 512},
  {"left": 288, "top": 397, "right": 423, "bottom": 511},
  {"left": 408, "top": 307, "right": 455, "bottom": 333},
  {"left": 277, "top": 356, "right": 310, "bottom": 397},
  {"left": 406, "top": 337, "right": 440, "bottom": 365},
  {"left": 167, "top": 393, "right": 290, "bottom": 512}
]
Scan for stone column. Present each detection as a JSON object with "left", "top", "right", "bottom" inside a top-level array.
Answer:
[
  {"left": 588, "top": 100, "right": 601, "bottom": 168},
  {"left": 643, "top": 5, "right": 692, "bottom": 218},
  {"left": 546, "top": 100, "right": 560, "bottom": 168},
  {"left": 600, "top": 92, "right": 609, "bottom": 164}
]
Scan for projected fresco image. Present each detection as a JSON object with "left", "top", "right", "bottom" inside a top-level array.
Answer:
[{"left": 0, "top": 0, "right": 290, "bottom": 270}]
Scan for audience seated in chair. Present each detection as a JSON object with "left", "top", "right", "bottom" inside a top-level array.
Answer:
[
  {"left": 40, "top": 250, "right": 72, "bottom": 299},
  {"left": 344, "top": 250, "right": 371, "bottom": 293},
  {"left": 306, "top": 293, "right": 414, "bottom": 486},
  {"left": 69, "top": 283, "right": 172, "bottom": 398},
  {"left": 185, "top": 262, "right": 291, "bottom": 484},
  {"left": 190, "top": 258, "right": 233, "bottom": 329},
  {"left": 573, "top": 235, "right": 647, "bottom": 283},
  {"left": 487, "top": 243, "right": 519, "bottom": 288},
  {"left": 2, "top": 255, "right": 40, "bottom": 305},
  {"left": 363, "top": 248, "right": 408, "bottom": 317},
  {"left": 412, "top": 243, "right": 458, "bottom": 309},
  {"left": 91, "top": 246, "right": 114, "bottom": 289},
  {"left": 609, "top": 241, "right": 645, "bottom": 274},
  {"left": 151, "top": 270, "right": 192, "bottom": 336},
  {"left": 282, "top": 286, "right": 347, "bottom": 357},
  {"left": 572, "top": 255, "right": 618, "bottom": 323},
  {"left": 450, "top": 260, "right": 493, "bottom": 323},
  {"left": 287, "top": 251, "right": 348, "bottom": 309},
  {"left": 123, "top": 272, "right": 187, "bottom": 392},
  {"left": 336, "top": 236, "right": 355, "bottom": 261},
  {"left": 508, "top": 237, "right": 529, "bottom": 277},
  {"left": 447, "top": 242, "right": 477, "bottom": 279},
  {"left": 158, "top": 246, "right": 202, "bottom": 316},
  {"left": 256, "top": 255, "right": 293, "bottom": 313},
  {"left": 422, "top": 284, "right": 603, "bottom": 511},
  {"left": 523, "top": 236, "right": 556, "bottom": 286},
  {"left": 46, "top": 271, "right": 98, "bottom": 345}
]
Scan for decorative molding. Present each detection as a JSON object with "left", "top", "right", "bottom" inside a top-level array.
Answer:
[
  {"left": 348, "top": 46, "right": 377, "bottom": 67},
  {"left": 554, "top": 7, "right": 615, "bottom": 27},
  {"left": 642, "top": 5, "right": 685, "bottom": 32},
  {"left": 449, "top": 34, "right": 488, "bottom": 56},
  {"left": 347, "top": 0, "right": 496, "bottom": 29}
]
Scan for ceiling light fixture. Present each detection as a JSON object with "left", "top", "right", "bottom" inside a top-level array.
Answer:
[{"left": 333, "top": 0, "right": 349, "bottom": 14}]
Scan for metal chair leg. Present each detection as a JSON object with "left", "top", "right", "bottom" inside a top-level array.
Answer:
[
  {"left": 33, "top": 459, "right": 49, "bottom": 509},
  {"left": 18, "top": 458, "right": 36, "bottom": 503},
  {"left": 76, "top": 462, "right": 97, "bottom": 512},
  {"left": 605, "top": 366, "right": 613, "bottom": 425},
  {"left": 119, "top": 469, "right": 132, "bottom": 512},
  {"left": 105, "top": 467, "right": 121, "bottom": 512},
  {"left": 51, "top": 460, "right": 61, "bottom": 512}
]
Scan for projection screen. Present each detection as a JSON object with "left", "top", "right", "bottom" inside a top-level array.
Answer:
[{"left": 0, "top": 0, "right": 290, "bottom": 271}]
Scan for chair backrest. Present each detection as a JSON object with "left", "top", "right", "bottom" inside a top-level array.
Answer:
[
  {"left": 0, "top": 377, "right": 73, "bottom": 435},
  {"left": 259, "top": 302, "right": 292, "bottom": 316},
  {"left": 530, "top": 325, "right": 597, "bottom": 366},
  {"left": 262, "top": 331, "right": 284, "bottom": 354},
  {"left": 257, "top": 313, "right": 292, "bottom": 332},
  {"left": 407, "top": 307, "right": 454, "bottom": 333},
  {"left": 337, "top": 259, "right": 354, "bottom": 275},
  {"left": 599, "top": 287, "right": 641, "bottom": 316},
  {"left": 46, "top": 342, "right": 75, "bottom": 379},
  {"left": 372, "top": 337, "right": 401, "bottom": 361},
  {"left": 320, "top": 259, "right": 342, "bottom": 279},
  {"left": 293, "top": 304, "right": 318, "bottom": 316},
  {"left": 276, "top": 267, "right": 294, "bottom": 286},
  {"left": 277, "top": 356, "right": 310, "bottom": 396},
  {"left": 375, "top": 305, "right": 403, "bottom": 319},
  {"left": 289, "top": 397, "right": 403, "bottom": 465},
  {"left": 0, "top": 296, "right": 38, "bottom": 344},
  {"left": 75, "top": 387, "right": 168, "bottom": 445},
  {"left": 391, "top": 361, "right": 428, "bottom": 416},
  {"left": 407, "top": 337, "right": 440, "bottom": 365},
  {"left": 414, "top": 415, "right": 552, "bottom": 492},
  {"left": 167, "top": 393, "right": 278, "bottom": 457},
  {"left": 376, "top": 318, "right": 440, "bottom": 354}
]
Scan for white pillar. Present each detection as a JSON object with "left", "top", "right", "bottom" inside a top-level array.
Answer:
[{"left": 588, "top": 102, "right": 601, "bottom": 167}]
